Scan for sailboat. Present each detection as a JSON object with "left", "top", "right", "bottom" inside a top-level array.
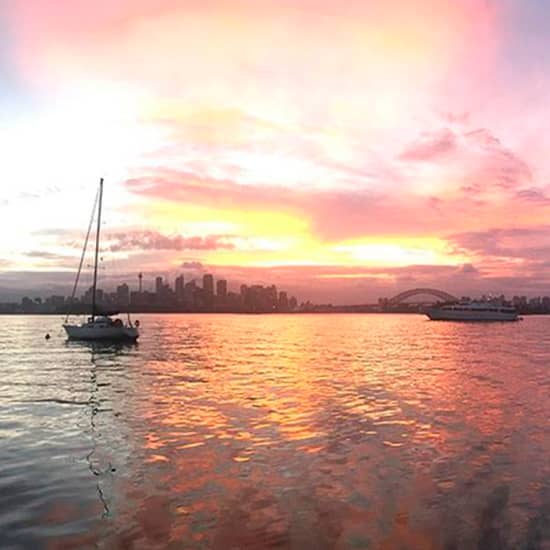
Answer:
[{"left": 63, "top": 178, "right": 139, "bottom": 341}]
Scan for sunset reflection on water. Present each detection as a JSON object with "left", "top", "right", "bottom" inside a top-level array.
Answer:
[{"left": 0, "top": 314, "right": 549, "bottom": 548}]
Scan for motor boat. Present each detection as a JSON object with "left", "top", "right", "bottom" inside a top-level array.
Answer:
[{"left": 426, "top": 301, "right": 518, "bottom": 322}]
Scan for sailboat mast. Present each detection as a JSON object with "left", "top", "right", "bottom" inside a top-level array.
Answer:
[{"left": 91, "top": 178, "right": 104, "bottom": 320}]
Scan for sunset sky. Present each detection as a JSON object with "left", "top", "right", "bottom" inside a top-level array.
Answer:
[{"left": 2, "top": 0, "right": 550, "bottom": 302}]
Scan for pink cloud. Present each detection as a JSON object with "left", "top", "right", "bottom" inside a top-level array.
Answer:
[
  {"left": 124, "top": 155, "right": 545, "bottom": 241},
  {"left": 515, "top": 187, "right": 550, "bottom": 204},
  {"left": 399, "top": 128, "right": 457, "bottom": 161},
  {"left": 106, "top": 230, "right": 235, "bottom": 252},
  {"left": 448, "top": 226, "right": 550, "bottom": 262},
  {"left": 464, "top": 128, "right": 533, "bottom": 189},
  {"left": 399, "top": 126, "right": 532, "bottom": 191}
]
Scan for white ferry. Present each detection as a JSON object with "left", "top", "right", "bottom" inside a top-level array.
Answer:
[{"left": 426, "top": 301, "right": 518, "bottom": 322}]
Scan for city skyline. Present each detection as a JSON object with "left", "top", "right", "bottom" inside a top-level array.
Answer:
[
  {"left": 5, "top": 266, "right": 550, "bottom": 316},
  {"left": 3, "top": 2, "right": 550, "bottom": 302},
  {"left": 4, "top": 271, "right": 299, "bottom": 315},
  {"left": 7, "top": 261, "right": 550, "bottom": 306}
]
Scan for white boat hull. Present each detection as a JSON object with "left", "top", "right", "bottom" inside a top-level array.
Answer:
[
  {"left": 64, "top": 323, "right": 139, "bottom": 341},
  {"left": 426, "top": 309, "right": 518, "bottom": 322}
]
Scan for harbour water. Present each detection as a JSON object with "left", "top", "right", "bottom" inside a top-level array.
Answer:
[{"left": 1, "top": 314, "right": 549, "bottom": 549}]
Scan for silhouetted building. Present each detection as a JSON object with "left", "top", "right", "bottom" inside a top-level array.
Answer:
[
  {"left": 83, "top": 286, "right": 104, "bottom": 304},
  {"left": 130, "top": 290, "right": 141, "bottom": 307},
  {"left": 203, "top": 274, "right": 214, "bottom": 296},
  {"left": 131, "top": 290, "right": 155, "bottom": 309},
  {"left": 184, "top": 280, "right": 197, "bottom": 308},
  {"left": 21, "top": 297, "right": 34, "bottom": 312},
  {"left": 175, "top": 275, "right": 184, "bottom": 300},
  {"left": 278, "top": 291, "right": 289, "bottom": 311},
  {"left": 216, "top": 279, "right": 227, "bottom": 299},
  {"left": 116, "top": 283, "right": 129, "bottom": 307},
  {"left": 155, "top": 276, "right": 163, "bottom": 295},
  {"left": 267, "top": 285, "right": 278, "bottom": 310},
  {"left": 5, "top": 270, "right": 300, "bottom": 314},
  {"left": 46, "top": 295, "right": 65, "bottom": 307},
  {"left": 83, "top": 287, "right": 92, "bottom": 303}
]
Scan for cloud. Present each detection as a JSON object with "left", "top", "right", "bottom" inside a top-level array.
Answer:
[
  {"left": 124, "top": 167, "right": 482, "bottom": 240},
  {"left": 443, "top": 111, "right": 470, "bottom": 125},
  {"left": 31, "top": 228, "right": 77, "bottom": 236},
  {"left": 123, "top": 149, "right": 544, "bottom": 243},
  {"left": 448, "top": 226, "right": 550, "bottom": 261},
  {"left": 22, "top": 251, "right": 78, "bottom": 269},
  {"left": 0, "top": 270, "right": 78, "bottom": 299},
  {"left": 463, "top": 128, "right": 532, "bottom": 189},
  {"left": 24, "top": 250, "right": 74, "bottom": 260},
  {"left": 399, "top": 128, "right": 457, "bottom": 161},
  {"left": 106, "top": 230, "right": 235, "bottom": 252},
  {"left": 180, "top": 261, "right": 204, "bottom": 271},
  {"left": 399, "top": 126, "right": 532, "bottom": 192},
  {"left": 125, "top": 169, "right": 394, "bottom": 240},
  {"left": 515, "top": 187, "right": 550, "bottom": 204},
  {"left": 460, "top": 262, "right": 480, "bottom": 275}
]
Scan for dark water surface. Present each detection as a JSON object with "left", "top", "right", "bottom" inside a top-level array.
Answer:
[{"left": 1, "top": 314, "right": 549, "bottom": 549}]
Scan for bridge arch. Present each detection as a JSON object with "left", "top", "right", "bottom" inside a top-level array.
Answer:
[{"left": 387, "top": 288, "right": 458, "bottom": 305}]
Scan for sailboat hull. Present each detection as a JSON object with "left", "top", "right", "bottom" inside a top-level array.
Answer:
[{"left": 63, "top": 323, "right": 139, "bottom": 341}]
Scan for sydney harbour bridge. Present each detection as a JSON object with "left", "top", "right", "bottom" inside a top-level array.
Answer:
[
  {"left": 310, "top": 288, "right": 459, "bottom": 313},
  {"left": 292, "top": 288, "right": 460, "bottom": 313},
  {"left": 384, "top": 288, "right": 458, "bottom": 307}
]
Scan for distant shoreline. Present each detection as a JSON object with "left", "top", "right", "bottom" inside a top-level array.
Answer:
[
  {"left": 0, "top": 310, "right": 415, "bottom": 315},
  {"left": 0, "top": 310, "right": 547, "bottom": 316}
]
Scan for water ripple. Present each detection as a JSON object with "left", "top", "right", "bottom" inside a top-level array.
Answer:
[{"left": 0, "top": 313, "right": 549, "bottom": 548}]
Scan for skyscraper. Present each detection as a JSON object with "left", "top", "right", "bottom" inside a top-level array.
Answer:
[
  {"left": 116, "top": 283, "right": 130, "bottom": 306},
  {"left": 203, "top": 274, "right": 214, "bottom": 296},
  {"left": 175, "top": 275, "right": 184, "bottom": 300},
  {"left": 216, "top": 279, "right": 227, "bottom": 299},
  {"left": 155, "top": 276, "right": 163, "bottom": 295},
  {"left": 184, "top": 280, "right": 197, "bottom": 308},
  {"left": 267, "top": 285, "right": 278, "bottom": 310},
  {"left": 278, "top": 291, "right": 288, "bottom": 311}
]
